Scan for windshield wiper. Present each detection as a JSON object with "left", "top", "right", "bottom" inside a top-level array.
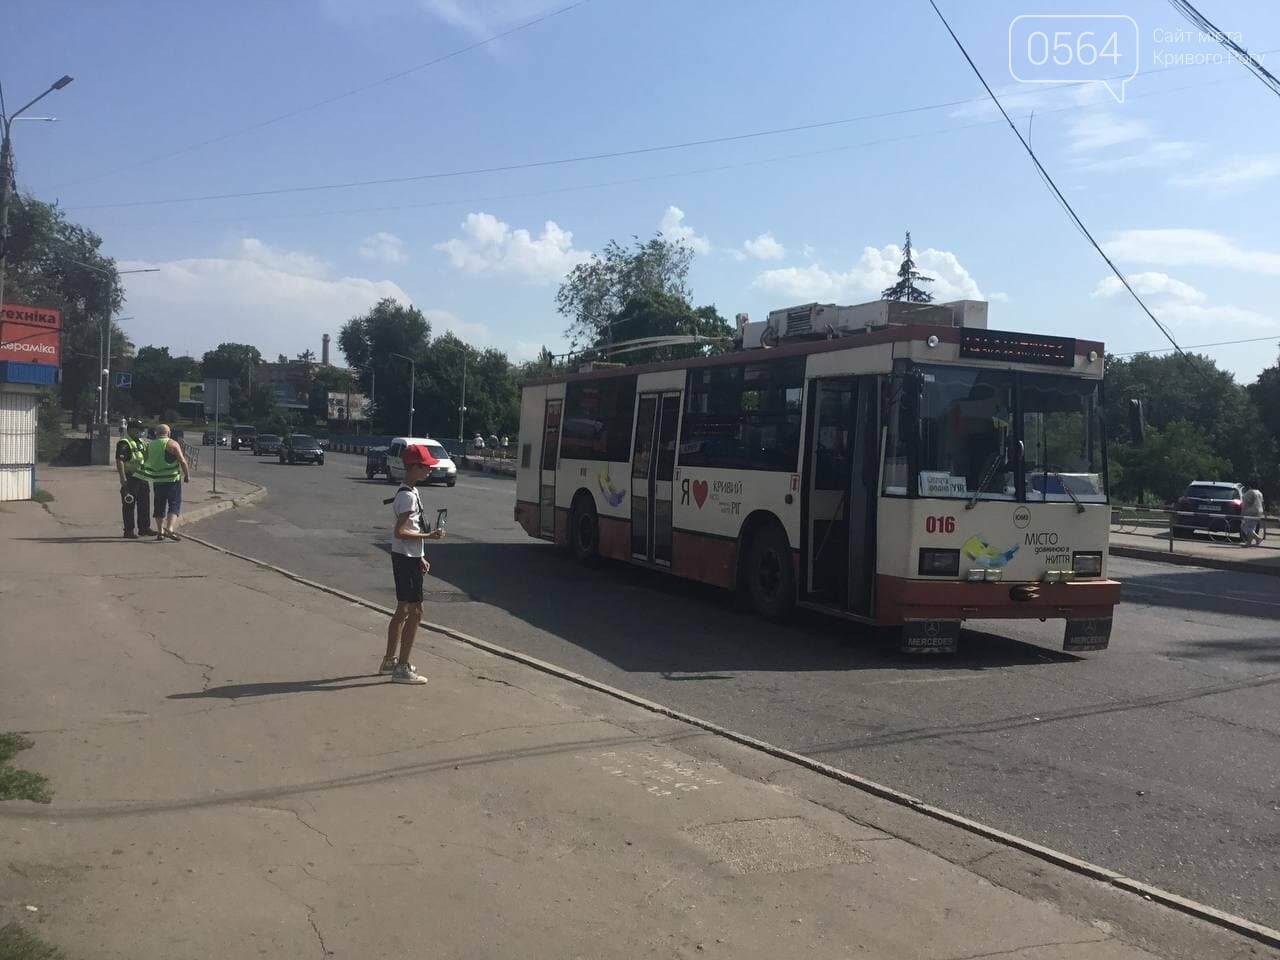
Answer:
[
  {"left": 1049, "top": 470, "right": 1086, "bottom": 513},
  {"left": 966, "top": 447, "right": 1008, "bottom": 510}
]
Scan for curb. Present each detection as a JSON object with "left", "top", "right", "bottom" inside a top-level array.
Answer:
[
  {"left": 182, "top": 530, "right": 1280, "bottom": 951},
  {"left": 182, "top": 481, "right": 267, "bottom": 526},
  {"left": 1110, "top": 544, "right": 1280, "bottom": 578}
]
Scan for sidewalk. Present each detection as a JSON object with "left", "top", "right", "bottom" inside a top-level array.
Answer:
[
  {"left": 1110, "top": 527, "right": 1280, "bottom": 577},
  {"left": 1, "top": 483, "right": 1273, "bottom": 959}
]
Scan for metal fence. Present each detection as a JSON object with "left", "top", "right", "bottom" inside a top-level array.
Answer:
[{"left": 1110, "top": 503, "right": 1273, "bottom": 547}]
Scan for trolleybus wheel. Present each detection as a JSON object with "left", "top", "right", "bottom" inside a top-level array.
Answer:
[
  {"left": 743, "top": 523, "right": 795, "bottom": 619},
  {"left": 570, "top": 495, "right": 599, "bottom": 565}
]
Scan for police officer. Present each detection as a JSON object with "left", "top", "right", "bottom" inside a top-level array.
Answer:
[{"left": 115, "top": 419, "right": 153, "bottom": 539}]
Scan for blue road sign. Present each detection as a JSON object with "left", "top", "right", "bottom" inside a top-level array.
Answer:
[{"left": 115, "top": 372, "right": 132, "bottom": 388}]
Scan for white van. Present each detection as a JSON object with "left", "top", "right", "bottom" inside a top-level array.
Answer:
[{"left": 385, "top": 436, "right": 457, "bottom": 487}]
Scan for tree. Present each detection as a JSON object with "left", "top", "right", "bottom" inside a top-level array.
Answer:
[
  {"left": 339, "top": 298, "right": 432, "bottom": 434},
  {"left": 2, "top": 194, "right": 127, "bottom": 427},
  {"left": 881, "top": 231, "right": 934, "bottom": 303},
  {"left": 557, "top": 234, "right": 694, "bottom": 351},
  {"left": 607, "top": 291, "right": 733, "bottom": 364},
  {"left": 1111, "top": 421, "right": 1230, "bottom": 503},
  {"left": 131, "top": 346, "right": 176, "bottom": 416}
]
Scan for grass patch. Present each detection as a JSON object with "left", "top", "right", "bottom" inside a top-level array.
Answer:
[
  {"left": 0, "top": 735, "right": 52, "bottom": 804},
  {"left": 0, "top": 922, "right": 66, "bottom": 960},
  {"left": 30, "top": 490, "right": 54, "bottom": 504}
]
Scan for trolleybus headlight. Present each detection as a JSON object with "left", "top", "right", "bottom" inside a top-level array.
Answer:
[
  {"left": 1072, "top": 551, "right": 1103, "bottom": 577},
  {"left": 918, "top": 549, "right": 960, "bottom": 577}
]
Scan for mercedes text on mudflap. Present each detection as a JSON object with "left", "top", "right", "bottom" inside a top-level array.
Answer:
[{"left": 514, "top": 298, "right": 1120, "bottom": 654}]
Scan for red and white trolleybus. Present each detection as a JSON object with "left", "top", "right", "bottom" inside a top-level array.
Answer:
[{"left": 514, "top": 298, "right": 1120, "bottom": 653}]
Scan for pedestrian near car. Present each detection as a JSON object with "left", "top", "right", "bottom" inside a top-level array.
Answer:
[
  {"left": 114, "top": 419, "right": 153, "bottom": 539},
  {"left": 1241, "top": 480, "right": 1265, "bottom": 547},
  {"left": 140, "top": 424, "right": 191, "bottom": 542},
  {"left": 382, "top": 443, "right": 444, "bottom": 685}
]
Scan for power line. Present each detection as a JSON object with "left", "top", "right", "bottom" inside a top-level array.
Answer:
[
  {"left": 1114, "top": 334, "right": 1280, "bottom": 358},
  {"left": 53, "top": 0, "right": 592, "bottom": 190},
  {"left": 926, "top": 0, "right": 1185, "bottom": 358},
  {"left": 1167, "top": 0, "right": 1280, "bottom": 99}
]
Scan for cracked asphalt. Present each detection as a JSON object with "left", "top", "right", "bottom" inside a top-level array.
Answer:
[{"left": 193, "top": 451, "right": 1280, "bottom": 928}]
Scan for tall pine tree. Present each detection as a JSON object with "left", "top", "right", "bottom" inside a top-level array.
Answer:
[{"left": 881, "top": 231, "right": 935, "bottom": 303}]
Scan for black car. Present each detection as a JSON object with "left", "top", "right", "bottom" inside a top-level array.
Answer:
[
  {"left": 254, "top": 433, "right": 282, "bottom": 456},
  {"left": 1173, "top": 480, "right": 1245, "bottom": 539},
  {"left": 365, "top": 444, "right": 389, "bottom": 480},
  {"left": 202, "top": 431, "right": 229, "bottom": 446},
  {"left": 279, "top": 434, "right": 325, "bottom": 465},
  {"left": 231, "top": 424, "right": 257, "bottom": 451}
]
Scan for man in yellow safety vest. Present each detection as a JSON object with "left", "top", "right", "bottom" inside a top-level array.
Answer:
[
  {"left": 114, "top": 419, "right": 153, "bottom": 539},
  {"left": 140, "top": 423, "right": 191, "bottom": 542}
]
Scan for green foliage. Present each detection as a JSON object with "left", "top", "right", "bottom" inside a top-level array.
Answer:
[
  {"left": 35, "top": 394, "right": 64, "bottom": 462},
  {"left": 881, "top": 231, "right": 934, "bottom": 303},
  {"left": 556, "top": 234, "right": 694, "bottom": 350},
  {"left": 0, "top": 922, "right": 66, "bottom": 960},
  {"left": 0, "top": 733, "right": 52, "bottom": 804},
  {"left": 3, "top": 195, "right": 128, "bottom": 426},
  {"left": 607, "top": 291, "right": 733, "bottom": 364},
  {"left": 1110, "top": 421, "right": 1231, "bottom": 503}
]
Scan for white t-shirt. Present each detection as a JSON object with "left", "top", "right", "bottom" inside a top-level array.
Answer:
[
  {"left": 1243, "top": 488, "right": 1264, "bottom": 518},
  {"left": 391, "top": 486, "right": 425, "bottom": 557}
]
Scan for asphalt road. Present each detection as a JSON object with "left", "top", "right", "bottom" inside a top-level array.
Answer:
[{"left": 197, "top": 450, "right": 1280, "bottom": 926}]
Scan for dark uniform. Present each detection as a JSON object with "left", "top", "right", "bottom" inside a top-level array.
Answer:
[{"left": 116, "top": 433, "right": 153, "bottom": 536}]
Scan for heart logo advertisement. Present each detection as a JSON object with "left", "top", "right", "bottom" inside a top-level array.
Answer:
[{"left": 692, "top": 479, "right": 708, "bottom": 508}]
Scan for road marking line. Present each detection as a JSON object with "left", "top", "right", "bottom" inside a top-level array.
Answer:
[{"left": 181, "top": 530, "right": 1280, "bottom": 951}]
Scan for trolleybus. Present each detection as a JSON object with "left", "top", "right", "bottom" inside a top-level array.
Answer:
[{"left": 514, "top": 298, "right": 1119, "bottom": 653}]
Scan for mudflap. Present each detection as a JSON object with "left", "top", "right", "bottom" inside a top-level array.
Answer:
[
  {"left": 1064, "top": 617, "right": 1112, "bottom": 652},
  {"left": 900, "top": 619, "right": 961, "bottom": 655}
]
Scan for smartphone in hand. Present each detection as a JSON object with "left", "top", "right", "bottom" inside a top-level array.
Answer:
[{"left": 435, "top": 508, "right": 448, "bottom": 532}]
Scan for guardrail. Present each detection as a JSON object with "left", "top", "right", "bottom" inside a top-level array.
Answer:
[{"left": 1110, "top": 503, "right": 1273, "bottom": 547}]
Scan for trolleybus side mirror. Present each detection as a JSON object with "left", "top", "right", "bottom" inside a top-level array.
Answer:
[{"left": 1128, "top": 398, "right": 1146, "bottom": 445}]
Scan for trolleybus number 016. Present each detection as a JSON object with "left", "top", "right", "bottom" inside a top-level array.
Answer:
[{"left": 925, "top": 515, "right": 957, "bottom": 534}]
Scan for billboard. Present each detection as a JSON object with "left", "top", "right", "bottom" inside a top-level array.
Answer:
[
  {"left": 0, "top": 303, "right": 62, "bottom": 366},
  {"left": 178, "top": 381, "right": 205, "bottom": 404},
  {"left": 327, "top": 391, "right": 367, "bottom": 421},
  {"left": 203, "top": 378, "right": 231, "bottom": 417}
]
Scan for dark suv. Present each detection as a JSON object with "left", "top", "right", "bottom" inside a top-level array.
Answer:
[
  {"left": 365, "top": 444, "right": 389, "bottom": 480},
  {"left": 279, "top": 434, "right": 325, "bottom": 465},
  {"left": 1173, "top": 481, "right": 1245, "bottom": 538}
]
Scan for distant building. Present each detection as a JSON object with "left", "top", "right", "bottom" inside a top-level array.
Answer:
[{"left": 261, "top": 362, "right": 310, "bottom": 410}]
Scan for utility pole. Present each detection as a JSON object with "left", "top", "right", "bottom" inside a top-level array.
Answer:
[
  {"left": 459, "top": 356, "right": 466, "bottom": 444},
  {"left": 390, "top": 353, "right": 415, "bottom": 437},
  {"left": 0, "top": 75, "right": 73, "bottom": 312}
]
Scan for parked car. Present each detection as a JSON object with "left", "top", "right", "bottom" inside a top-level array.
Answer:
[
  {"left": 386, "top": 436, "right": 457, "bottom": 487},
  {"left": 279, "top": 434, "right": 325, "bottom": 465},
  {"left": 1172, "top": 481, "right": 1245, "bottom": 539},
  {"left": 254, "top": 433, "right": 282, "bottom": 456},
  {"left": 365, "top": 444, "right": 390, "bottom": 480},
  {"left": 231, "top": 424, "right": 257, "bottom": 451}
]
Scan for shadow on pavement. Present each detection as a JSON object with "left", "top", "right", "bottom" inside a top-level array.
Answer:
[
  {"left": 169, "top": 675, "right": 386, "bottom": 699},
  {"left": 1120, "top": 568, "right": 1279, "bottom": 620},
  {"left": 1169, "top": 637, "right": 1280, "bottom": 666},
  {"left": 421, "top": 540, "right": 1079, "bottom": 674}
]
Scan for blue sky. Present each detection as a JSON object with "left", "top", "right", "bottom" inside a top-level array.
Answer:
[{"left": 5, "top": 0, "right": 1279, "bottom": 381}]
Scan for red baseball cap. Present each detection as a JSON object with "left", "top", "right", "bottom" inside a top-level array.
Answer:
[{"left": 401, "top": 443, "right": 439, "bottom": 467}]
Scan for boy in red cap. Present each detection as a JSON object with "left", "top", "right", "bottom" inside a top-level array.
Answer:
[{"left": 383, "top": 442, "right": 445, "bottom": 684}]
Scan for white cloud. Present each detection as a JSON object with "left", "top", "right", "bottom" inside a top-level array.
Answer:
[
  {"left": 658, "top": 206, "right": 711, "bottom": 256},
  {"left": 435, "top": 211, "right": 589, "bottom": 283},
  {"left": 1063, "top": 112, "right": 1197, "bottom": 172},
  {"left": 1091, "top": 271, "right": 1276, "bottom": 331},
  {"left": 1091, "top": 272, "right": 1206, "bottom": 303},
  {"left": 357, "top": 231, "right": 408, "bottom": 264},
  {"left": 419, "top": 0, "right": 563, "bottom": 39},
  {"left": 235, "top": 237, "right": 328, "bottom": 279},
  {"left": 1169, "top": 154, "right": 1280, "bottom": 190},
  {"left": 741, "top": 231, "right": 786, "bottom": 261},
  {"left": 1079, "top": 140, "right": 1197, "bottom": 173},
  {"left": 753, "top": 243, "right": 984, "bottom": 304},
  {"left": 1106, "top": 229, "right": 1280, "bottom": 276},
  {"left": 117, "top": 245, "right": 414, "bottom": 359},
  {"left": 1065, "top": 112, "right": 1150, "bottom": 152}
]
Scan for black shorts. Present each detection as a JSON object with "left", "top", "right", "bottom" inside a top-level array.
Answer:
[{"left": 391, "top": 554, "right": 424, "bottom": 603}]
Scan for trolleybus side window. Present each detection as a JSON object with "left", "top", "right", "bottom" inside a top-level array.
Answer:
[
  {"left": 561, "top": 376, "right": 637, "bottom": 462},
  {"left": 680, "top": 358, "right": 803, "bottom": 472}
]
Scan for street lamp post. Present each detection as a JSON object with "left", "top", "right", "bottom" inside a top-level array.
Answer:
[
  {"left": 458, "top": 356, "right": 466, "bottom": 445},
  {"left": 390, "top": 352, "right": 415, "bottom": 437},
  {"left": 0, "top": 75, "right": 73, "bottom": 311}
]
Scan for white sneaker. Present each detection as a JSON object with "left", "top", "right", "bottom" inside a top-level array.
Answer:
[
  {"left": 378, "top": 656, "right": 397, "bottom": 675},
  {"left": 392, "top": 663, "right": 428, "bottom": 685}
]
